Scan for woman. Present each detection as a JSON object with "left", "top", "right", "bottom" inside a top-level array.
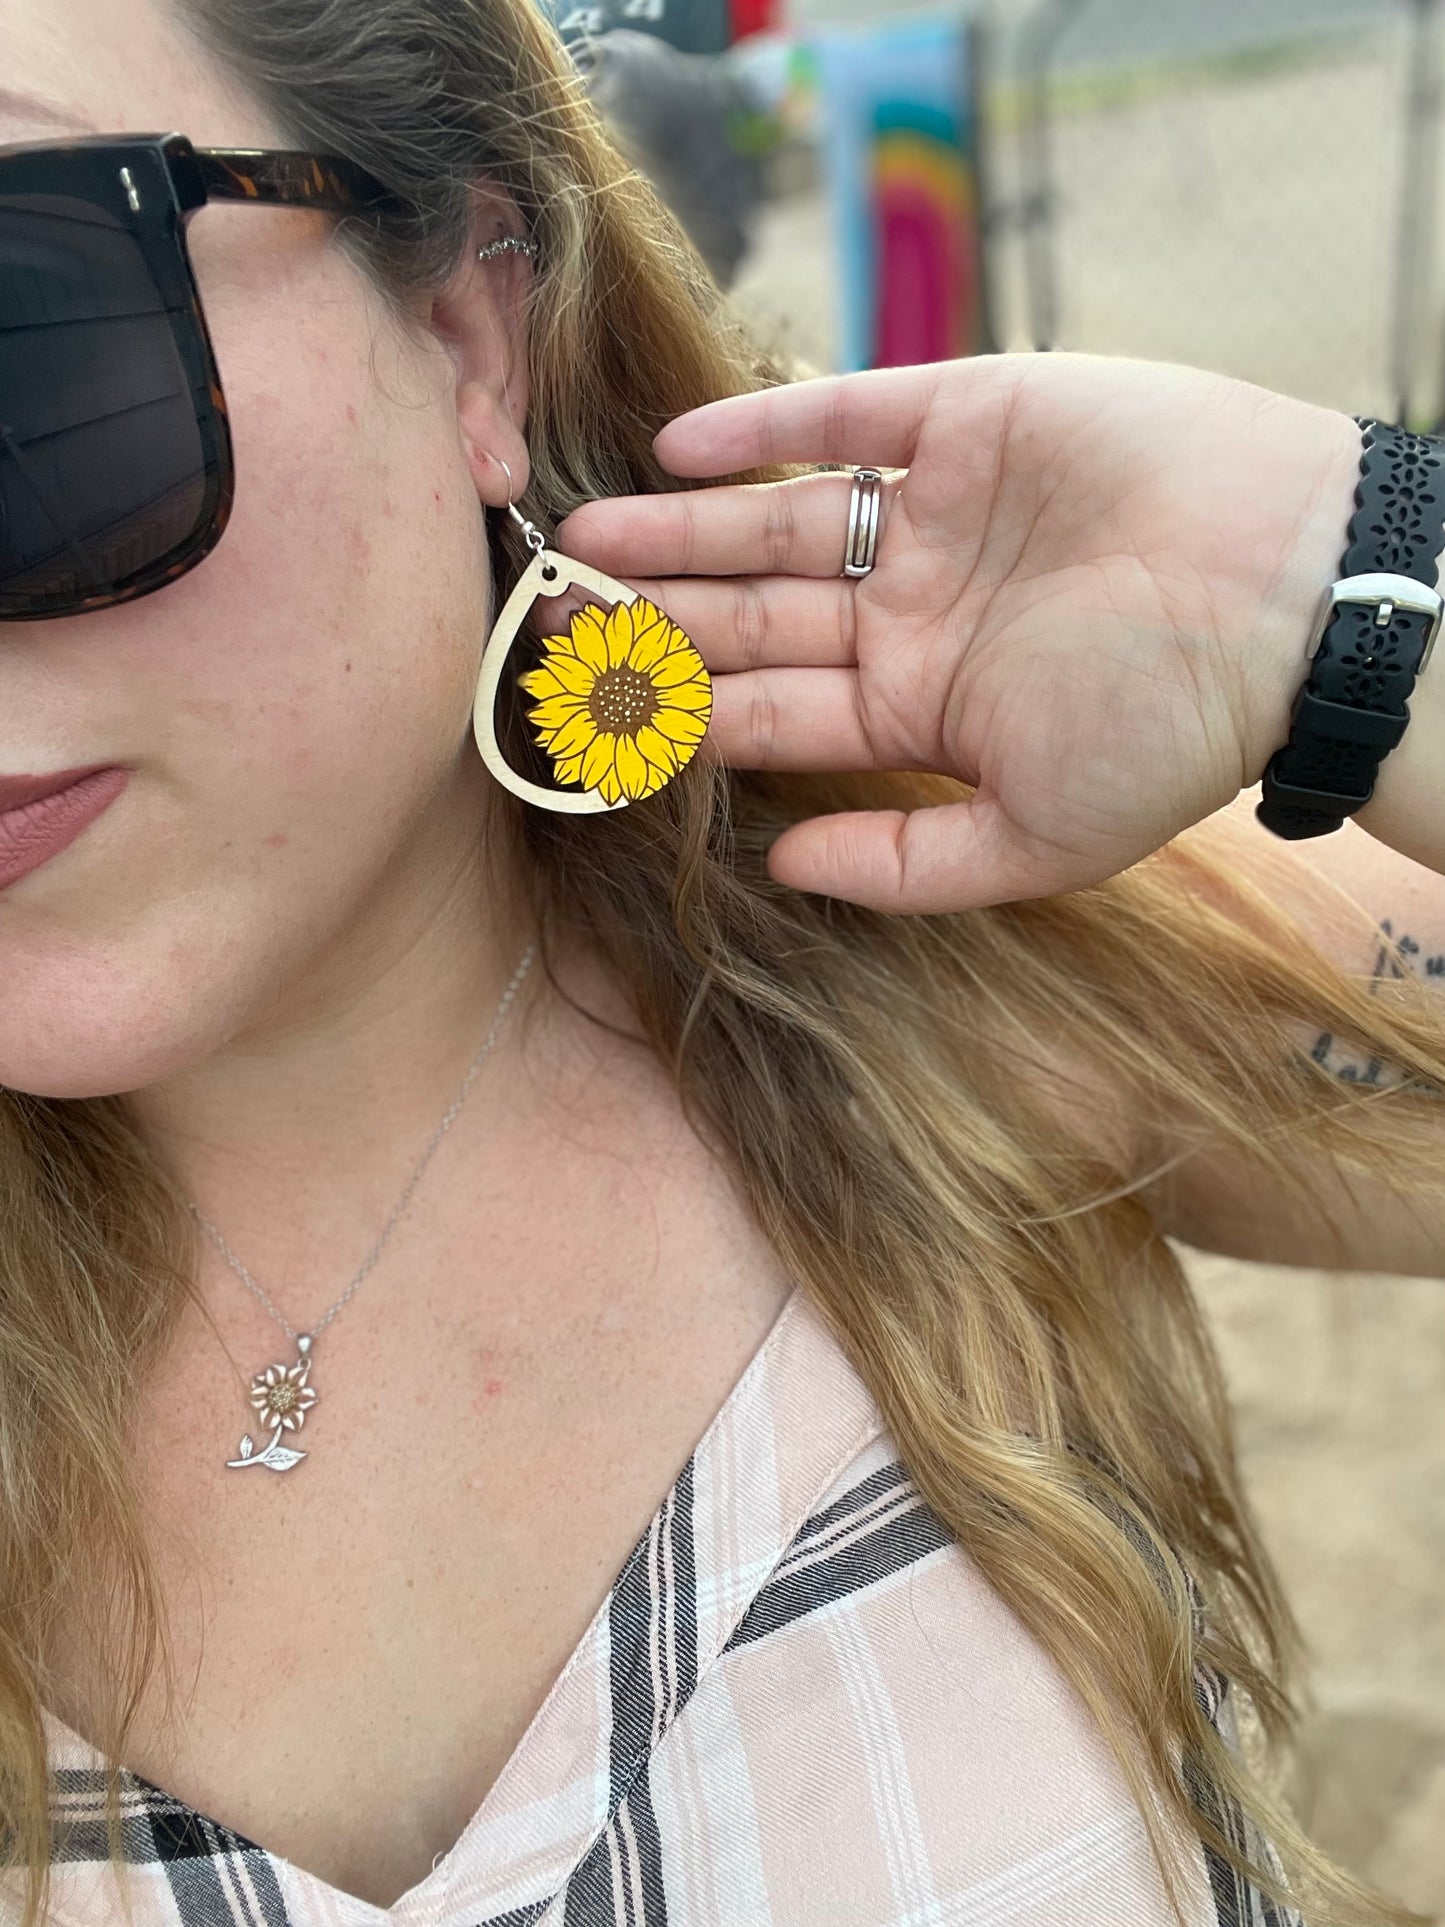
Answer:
[{"left": 0, "top": 2, "right": 1440, "bottom": 1926}]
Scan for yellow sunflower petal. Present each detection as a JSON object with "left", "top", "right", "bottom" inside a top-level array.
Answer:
[
  {"left": 597, "top": 765, "right": 625, "bottom": 806},
  {"left": 612, "top": 593, "right": 678, "bottom": 655},
  {"left": 535, "top": 711, "right": 597, "bottom": 759},
  {"left": 579, "top": 730, "right": 617, "bottom": 793},
  {"left": 567, "top": 604, "right": 611, "bottom": 673},
  {"left": 655, "top": 678, "right": 712, "bottom": 715},
  {"left": 612, "top": 733, "right": 653, "bottom": 801},
  {"left": 626, "top": 605, "right": 681, "bottom": 674},
  {"left": 629, "top": 596, "right": 683, "bottom": 638},
  {"left": 603, "top": 601, "right": 641, "bottom": 670},
  {"left": 634, "top": 723, "right": 680, "bottom": 776},
  {"left": 525, "top": 692, "right": 590, "bottom": 730},
  {"left": 636, "top": 751, "right": 677, "bottom": 795},
  {"left": 648, "top": 643, "right": 709, "bottom": 688},
  {"left": 554, "top": 755, "right": 586, "bottom": 784},
  {"left": 652, "top": 706, "right": 709, "bottom": 746},
  {"left": 521, "top": 651, "right": 595, "bottom": 700}
]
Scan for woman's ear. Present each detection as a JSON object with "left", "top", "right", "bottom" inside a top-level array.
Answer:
[{"left": 431, "top": 181, "right": 535, "bottom": 513}]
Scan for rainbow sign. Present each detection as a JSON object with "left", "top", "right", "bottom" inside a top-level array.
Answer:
[{"left": 814, "top": 18, "right": 990, "bottom": 372}]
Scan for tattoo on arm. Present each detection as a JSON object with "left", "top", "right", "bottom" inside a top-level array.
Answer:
[{"left": 1309, "top": 918, "right": 1445, "bottom": 1090}]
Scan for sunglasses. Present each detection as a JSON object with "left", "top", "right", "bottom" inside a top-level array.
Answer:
[{"left": 0, "top": 130, "right": 394, "bottom": 623}]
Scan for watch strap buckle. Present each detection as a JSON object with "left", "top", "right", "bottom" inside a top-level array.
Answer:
[{"left": 1310, "top": 569, "right": 1444, "bottom": 673}]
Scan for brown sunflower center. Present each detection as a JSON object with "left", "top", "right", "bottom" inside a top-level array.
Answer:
[
  {"left": 589, "top": 665, "right": 658, "bottom": 738},
  {"left": 269, "top": 1383, "right": 299, "bottom": 1413}
]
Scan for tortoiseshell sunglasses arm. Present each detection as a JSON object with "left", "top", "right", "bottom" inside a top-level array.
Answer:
[{"left": 194, "top": 147, "right": 396, "bottom": 216}]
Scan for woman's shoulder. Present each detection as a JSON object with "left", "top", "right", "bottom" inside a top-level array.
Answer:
[
  {"left": 653, "top": 1412, "right": 1262, "bottom": 1927},
  {"left": 622, "top": 1294, "right": 1291, "bottom": 1927}
]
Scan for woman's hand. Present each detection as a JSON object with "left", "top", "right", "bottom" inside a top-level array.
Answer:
[{"left": 556, "top": 352, "right": 1365, "bottom": 914}]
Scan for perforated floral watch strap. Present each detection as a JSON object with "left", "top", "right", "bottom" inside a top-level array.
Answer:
[{"left": 1255, "top": 416, "right": 1445, "bottom": 839}]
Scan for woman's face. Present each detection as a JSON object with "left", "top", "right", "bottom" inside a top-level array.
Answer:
[{"left": 0, "top": 0, "right": 531, "bottom": 1100}]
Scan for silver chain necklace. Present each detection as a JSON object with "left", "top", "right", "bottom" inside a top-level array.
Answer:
[{"left": 187, "top": 940, "right": 537, "bottom": 1475}]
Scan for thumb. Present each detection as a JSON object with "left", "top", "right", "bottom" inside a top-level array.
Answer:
[{"left": 764, "top": 794, "right": 1061, "bottom": 915}]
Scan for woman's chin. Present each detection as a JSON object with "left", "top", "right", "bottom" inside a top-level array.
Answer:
[
  {"left": 0, "top": 1046, "right": 191, "bottom": 1104},
  {"left": 0, "top": 973, "right": 241, "bottom": 1103}
]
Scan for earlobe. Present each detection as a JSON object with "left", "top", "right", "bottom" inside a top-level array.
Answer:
[{"left": 463, "top": 408, "right": 530, "bottom": 512}]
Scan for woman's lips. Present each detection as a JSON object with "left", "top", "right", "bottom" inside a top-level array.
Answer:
[{"left": 0, "top": 766, "right": 130, "bottom": 893}]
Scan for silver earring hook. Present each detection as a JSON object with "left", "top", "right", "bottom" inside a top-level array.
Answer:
[{"left": 493, "top": 455, "right": 545, "bottom": 557}]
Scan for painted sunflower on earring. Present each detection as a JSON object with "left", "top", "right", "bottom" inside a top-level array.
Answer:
[{"left": 516, "top": 597, "right": 712, "bottom": 806}]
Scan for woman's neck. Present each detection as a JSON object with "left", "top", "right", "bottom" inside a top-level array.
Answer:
[{"left": 119, "top": 807, "right": 550, "bottom": 1283}]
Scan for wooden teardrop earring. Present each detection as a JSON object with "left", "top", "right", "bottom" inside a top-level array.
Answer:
[{"left": 472, "top": 457, "right": 713, "bottom": 813}]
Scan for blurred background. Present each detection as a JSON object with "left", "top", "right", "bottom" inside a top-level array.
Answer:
[{"left": 546, "top": 0, "right": 1445, "bottom": 1914}]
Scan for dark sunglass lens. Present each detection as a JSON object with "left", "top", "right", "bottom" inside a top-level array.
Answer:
[{"left": 0, "top": 189, "right": 211, "bottom": 615}]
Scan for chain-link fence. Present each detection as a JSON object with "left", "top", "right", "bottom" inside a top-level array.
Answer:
[
  {"left": 977, "top": 0, "right": 1441, "bottom": 421},
  {"left": 731, "top": 2, "right": 1445, "bottom": 422}
]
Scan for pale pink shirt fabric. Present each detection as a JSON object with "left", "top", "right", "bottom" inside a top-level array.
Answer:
[{"left": 18, "top": 1290, "right": 1290, "bottom": 1927}]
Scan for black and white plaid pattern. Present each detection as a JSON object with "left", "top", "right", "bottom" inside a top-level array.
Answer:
[{"left": 30, "top": 1294, "right": 1303, "bottom": 1927}]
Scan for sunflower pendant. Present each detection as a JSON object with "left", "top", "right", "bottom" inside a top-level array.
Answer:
[
  {"left": 473, "top": 547, "right": 712, "bottom": 813},
  {"left": 226, "top": 1334, "right": 317, "bottom": 1473}
]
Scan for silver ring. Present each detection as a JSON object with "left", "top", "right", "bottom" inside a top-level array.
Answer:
[{"left": 842, "top": 467, "right": 885, "bottom": 578}]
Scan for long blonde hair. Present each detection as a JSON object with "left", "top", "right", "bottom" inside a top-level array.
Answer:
[{"left": 2, "top": 4, "right": 1441, "bottom": 1923}]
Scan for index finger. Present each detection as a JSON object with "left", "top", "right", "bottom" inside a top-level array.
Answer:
[{"left": 655, "top": 364, "right": 946, "bottom": 479}]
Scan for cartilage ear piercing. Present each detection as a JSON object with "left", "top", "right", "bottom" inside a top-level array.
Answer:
[{"left": 477, "top": 235, "right": 539, "bottom": 262}]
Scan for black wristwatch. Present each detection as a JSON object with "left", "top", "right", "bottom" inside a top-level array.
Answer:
[{"left": 1255, "top": 416, "right": 1445, "bottom": 840}]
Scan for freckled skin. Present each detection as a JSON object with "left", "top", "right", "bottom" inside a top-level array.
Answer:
[{"left": 0, "top": 0, "right": 532, "bottom": 1100}]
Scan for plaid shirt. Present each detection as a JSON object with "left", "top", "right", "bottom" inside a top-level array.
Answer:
[{"left": 26, "top": 1292, "right": 1299, "bottom": 1927}]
